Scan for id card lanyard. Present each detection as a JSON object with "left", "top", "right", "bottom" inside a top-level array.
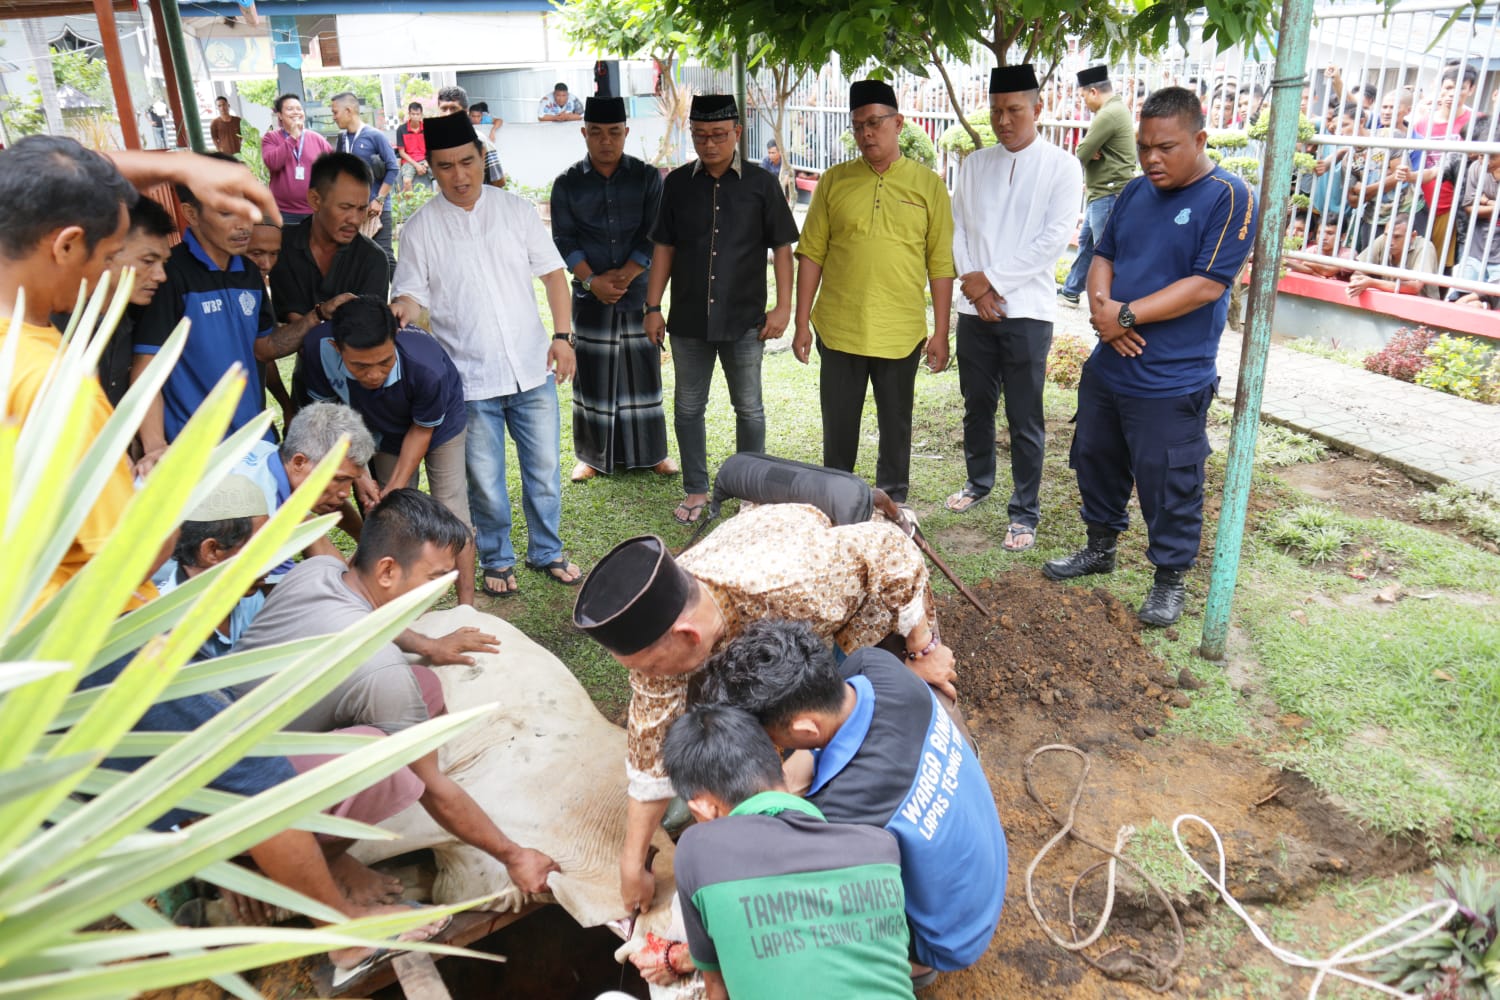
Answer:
[{"left": 291, "top": 128, "right": 307, "bottom": 181}]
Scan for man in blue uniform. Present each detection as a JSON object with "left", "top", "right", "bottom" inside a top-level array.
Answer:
[
  {"left": 697, "top": 619, "right": 1006, "bottom": 990},
  {"left": 1043, "top": 87, "right": 1257, "bottom": 627}
]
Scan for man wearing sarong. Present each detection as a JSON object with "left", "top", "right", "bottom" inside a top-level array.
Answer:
[{"left": 550, "top": 96, "right": 675, "bottom": 482}]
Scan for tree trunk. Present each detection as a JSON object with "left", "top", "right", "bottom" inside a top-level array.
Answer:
[
  {"left": 23, "top": 19, "right": 64, "bottom": 136},
  {"left": 923, "top": 33, "right": 982, "bottom": 150},
  {"left": 749, "top": 63, "right": 802, "bottom": 205}
]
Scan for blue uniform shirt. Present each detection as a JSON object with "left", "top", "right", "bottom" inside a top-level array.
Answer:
[
  {"left": 337, "top": 124, "right": 400, "bottom": 207},
  {"left": 299, "top": 326, "right": 466, "bottom": 455},
  {"left": 1091, "top": 165, "right": 1257, "bottom": 398},
  {"left": 133, "top": 229, "right": 276, "bottom": 441},
  {"left": 809, "top": 648, "right": 1007, "bottom": 971}
]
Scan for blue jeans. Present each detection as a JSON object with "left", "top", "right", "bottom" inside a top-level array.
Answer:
[
  {"left": 464, "top": 378, "right": 564, "bottom": 571},
  {"left": 671, "top": 334, "right": 765, "bottom": 495},
  {"left": 1452, "top": 255, "right": 1500, "bottom": 288},
  {"left": 1061, "top": 193, "right": 1117, "bottom": 298}
]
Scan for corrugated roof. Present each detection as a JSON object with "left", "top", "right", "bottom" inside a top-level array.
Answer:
[{"left": 0, "top": 0, "right": 136, "bottom": 20}]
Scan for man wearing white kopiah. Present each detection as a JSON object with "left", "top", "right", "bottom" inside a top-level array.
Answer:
[{"left": 945, "top": 63, "right": 1083, "bottom": 558}]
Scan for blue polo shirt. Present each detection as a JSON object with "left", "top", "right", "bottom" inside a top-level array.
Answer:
[
  {"left": 133, "top": 229, "right": 276, "bottom": 441},
  {"left": 337, "top": 125, "right": 400, "bottom": 207},
  {"left": 299, "top": 326, "right": 465, "bottom": 455},
  {"left": 1091, "top": 165, "right": 1257, "bottom": 398},
  {"left": 809, "top": 648, "right": 1007, "bottom": 971}
]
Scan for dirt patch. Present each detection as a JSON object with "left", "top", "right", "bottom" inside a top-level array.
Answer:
[
  {"left": 927, "top": 570, "right": 1427, "bottom": 999},
  {"left": 1277, "top": 456, "right": 1487, "bottom": 551}
]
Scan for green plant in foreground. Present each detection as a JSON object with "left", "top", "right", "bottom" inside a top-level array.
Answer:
[
  {"left": 1371, "top": 864, "right": 1500, "bottom": 999},
  {"left": 0, "top": 279, "right": 496, "bottom": 998},
  {"left": 1412, "top": 485, "right": 1500, "bottom": 544},
  {"left": 1416, "top": 334, "right": 1498, "bottom": 404},
  {"left": 1263, "top": 506, "right": 1350, "bottom": 563}
]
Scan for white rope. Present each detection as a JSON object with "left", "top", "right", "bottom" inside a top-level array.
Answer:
[{"left": 1170, "top": 814, "right": 1460, "bottom": 1000}]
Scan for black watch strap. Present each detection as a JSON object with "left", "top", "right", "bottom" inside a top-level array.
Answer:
[
  {"left": 645, "top": 305, "right": 663, "bottom": 314},
  {"left": 1118, "top": 302, "right": 1137, "bottom": 329}
]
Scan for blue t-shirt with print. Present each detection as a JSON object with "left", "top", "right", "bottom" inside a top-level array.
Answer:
[{"left": 1091, "top": 165, "right": 1257, "bottom": 398}]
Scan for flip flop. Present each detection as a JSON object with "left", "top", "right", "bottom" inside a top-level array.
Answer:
[
  {"left": 526, "top": 556, "right": 585, "bottom": 586},
  {"left": 481, "top": 566, "right": 518, "bottom": 597},
  {"left": 944, "top": 487, "right": 987, "bottom": 513},
  {"left": 1003, "top": 523, "right": 1037, "bottom": 552},
  {"left": 673, "top": 500, "right": 707, "bottom": 525},
  {"left": 329, "top": 904, "right": 452, "bottom": 989}
]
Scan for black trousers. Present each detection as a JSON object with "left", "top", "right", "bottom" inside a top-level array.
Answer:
[
  {"left": 1069, "top": 366, "right": 1216, "bottom": 571},
  {"left": 373, "top": 206, "right": 396, "bottom": 281},
  {"left": 956, "top": 313, "right": 1053, "bottom": 526},
  {"left": 817, "top": 337, "right": 922, "bottom": 503}
]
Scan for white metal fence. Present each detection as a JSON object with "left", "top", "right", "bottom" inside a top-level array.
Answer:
[{"left": 687, "top": 0, "right": 1500, "bottom": 305}]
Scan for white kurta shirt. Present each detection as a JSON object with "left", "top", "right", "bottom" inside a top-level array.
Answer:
[
  {"left": 951, "top": 136, "right": 1084, "bottom": 324},
  {"left": 391, "top": 186, "right": 565, "bottom": 401}
]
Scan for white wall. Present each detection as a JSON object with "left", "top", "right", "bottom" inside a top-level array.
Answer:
[
  {"left": 494, "top": 116, "right": 674, "bottom": 189},
  {"left": 334, "top": 11, "right": 577, "bottom": 71}
]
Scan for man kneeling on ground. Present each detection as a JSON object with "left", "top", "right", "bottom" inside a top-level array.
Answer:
[
  {"left": 650, "top": 704, "right": 916, "bottom": 999},
  {"left": 698, "top": 619, "right": 1007, "bottom": 988},
  {"left": 233, "top": 489, "right": 560, "bottom": 895}
]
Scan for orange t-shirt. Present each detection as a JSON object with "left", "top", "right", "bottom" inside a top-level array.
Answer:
[{"left": 3, "top": 318, "right": 151, "bottom": 613}]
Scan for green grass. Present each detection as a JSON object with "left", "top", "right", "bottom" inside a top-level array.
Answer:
[{"left": 1280, "top": 336, "right": 1371, "bottom": 369}]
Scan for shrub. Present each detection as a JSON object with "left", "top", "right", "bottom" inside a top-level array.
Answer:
[
  {"left": 839, "top": 121, "right": 938, "bottom": 170},
  {"left": 1046, "top": 335, "right": 1094, "bottom": 389},
  {"left": 936, "top": 111, "right": 996, "bottom": 158},
  {"left": 1412, "top": 484, "right": 1500, "bottom": 543},
  {"left": 392, "top": 183, "right": 434, "bottom": 228},
  {"left": 1415, "top": 334, "right": 1498, "bottom": 403},
  {"left": 1370, "top": 864, "right": 1500, "bottom": 999},
  {"left": 1364, "top": 326, "right": 1437, "bottom": 383}
]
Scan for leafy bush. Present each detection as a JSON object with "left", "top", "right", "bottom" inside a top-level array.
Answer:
[
  {"left": 1364, "top": 326, "right": 1438, "bottom": 383},
  {"left": 392, "top": 183, "right": 435, "bottom": 228},
  {"left": 1264, "top": 505, "right": 1351, "bottom": 562},
  {"left": 1, "top": 279, "right": 492, "bottom": 996},
  {"left": 237, "top": 123, "right": 269, "bottom": 186},
  {"left": 1046, "top": 335, "right": 1094, "bottom": 389},
  {"left": 1412, "top": 484, "right": 1500, "bottom": 543},
  {"left": 839, "top": 121, "right": 939, "bottom": 170},
  {"left": 937, "top": 110, "right": 996, "bottom": 157},
  {"left": 1371, "top": 864, "right": 1500, "bottom": 999},
  {"left": 1415, "top": 334, "right": 1498, "bottom": 403}
]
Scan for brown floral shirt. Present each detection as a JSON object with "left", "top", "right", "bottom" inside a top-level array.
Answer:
[{"left": 625, "top": 503, "right": 931, "bottom": 800}]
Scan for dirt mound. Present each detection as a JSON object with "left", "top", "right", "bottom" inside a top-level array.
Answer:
[{"left": 929, "top": 569, "right": 1427, "bottom": 999}]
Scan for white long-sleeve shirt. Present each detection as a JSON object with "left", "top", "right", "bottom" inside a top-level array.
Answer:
[
  {"left": 390, "top": 187, "right": 565, "bottom": 401},
  {"left": 952, "top": 136, "right": 1084, "bottom": 324}
]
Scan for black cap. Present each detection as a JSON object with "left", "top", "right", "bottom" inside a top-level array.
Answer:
[
  {"left": 1077, "top": 65, "right": 1110, "bottom": 88},
  {"left": 690, "top": 94, "right": 739, "bottom": 122},
  {"left": 424, "top": 112, "right": 478, "bottom": 151},
  {"left": 584, "top": 97, "right": 627, "bottom": 124},
  {"left": 990, "top": 64, "right": 1040, "bottom": 94},
  {"left": 849, "top": 79, "right": 898, "bottom": 111},
  {"left": 573, "top": 536, "right": 697, "bottom": 655}
]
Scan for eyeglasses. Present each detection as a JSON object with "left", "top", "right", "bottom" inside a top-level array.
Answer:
[
  {"left": 691, "top": 129, "right": 737, "bottom": 145},
  {"left": 850, "top": 112, "right": 898, "bottom": 135}
]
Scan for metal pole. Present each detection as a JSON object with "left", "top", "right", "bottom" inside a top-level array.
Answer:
[
  {"left": 156, "top": 0, "right": 205, "bottom": 152},
  {"left": 1199, "top": 0, "right": 1316, "bottom": 661},
  {"left": 93, "top": 0, "right": 142, "bottom": 150},
  {"left": 734, "top": 50, "right": 750, "bottom": 162}
]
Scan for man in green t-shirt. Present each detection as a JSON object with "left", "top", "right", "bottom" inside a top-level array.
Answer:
[
  {"left": 658, "top": 705, "right": 916, "bottom": 999},
  {"left": 1060, "top": 66, "right": 1136, "bottom": 306}
]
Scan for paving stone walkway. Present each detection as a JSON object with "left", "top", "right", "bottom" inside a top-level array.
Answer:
[{"left": 1052, "top": 308, "right": 1500, "bottom": 496}]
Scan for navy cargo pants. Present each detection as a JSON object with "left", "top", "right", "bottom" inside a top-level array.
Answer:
[{"left": 1068, "top": 365, "right": 1216, "bottom": 571}]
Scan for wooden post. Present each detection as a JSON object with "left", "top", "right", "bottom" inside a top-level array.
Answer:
[{"left": 92, "top": 0, "right": 141, "bottom": 149}]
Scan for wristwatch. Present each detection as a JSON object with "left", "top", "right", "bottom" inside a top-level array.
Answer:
[
  {"left": 553, "top": 332, "right": 574, "bottom": 345},
  {"left": 644, "top": 304, "right": 663, "bottom": 314},
  {"left": 1117, "top": 302, "right": 1138, "bottom": 329},
  {"left": 581, "top": 274, "right": 594, "bottom": 293}
]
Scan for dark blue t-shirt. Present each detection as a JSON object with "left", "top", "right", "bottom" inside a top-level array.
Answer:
[
  {"left": 1091, "top": 165, "right": 1257, "bottom": 397},
  {"left": 134, "top": 229, "right": 277, "bottom": 441},
  {"left": 337, "top": 125, "right": 400, "bottom": 207},
  {"left": 82, "top": 652, "right": 294, "bottom": 832},
  {"left": 300, "top": 326, "right": 466, "bottom": 455},
  {"left": 808, "top": 648, "right": 1007, "bottom": 971}
]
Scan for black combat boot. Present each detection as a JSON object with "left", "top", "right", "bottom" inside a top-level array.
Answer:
[
  {"left": 1138, "top": 567, "right": 1187, "bottom": 627},
  {"left": 1041, "top": 526, "right": 1117, "bottom": 581}
]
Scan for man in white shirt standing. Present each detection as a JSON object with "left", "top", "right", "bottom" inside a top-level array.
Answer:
[
  {"left": 390, "top": 113, "right": 585, "bottom": 596},
  {"left": 945, "top": 64, "right": 1083, "bottom": 554}
]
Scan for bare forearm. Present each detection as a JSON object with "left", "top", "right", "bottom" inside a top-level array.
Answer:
[
  {"left": 930, "top": 276, "right": 953, "bottom": 336},
  {"left": 795, "top": 257, "right": 824, "bottom": 326},
  {"left": 1085, "top": 256, "right": 1114, "bottom": 307},
  {"left": 386, "top": 425, "right": 434, "bottom": 492},
  {"left": 772, "top": 246, "right": 793, "bottom": 307},
  {"left": 541, "top": 270, "right": 572, "bottom": 333},
  {"left": 419, "top": 774, "right": 525, "bottom": 865},
  {"left": 645, "top": 246, "right": 673, "bottom": 305},
  {"left": 623, "top": 797, "right": 670, "bottom": 870},
  {"left": 254, "top": 311, "right": 322, "bottom": 363},
  {"left": 1128, "top": 275, "right": 1227, "bottom": 324}
]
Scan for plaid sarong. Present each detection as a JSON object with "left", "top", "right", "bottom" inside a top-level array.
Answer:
[{"left": 571, "top": 298, "right": 668, "bottom": 473}]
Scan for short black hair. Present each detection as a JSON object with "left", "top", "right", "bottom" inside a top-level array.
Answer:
[
  {"left": 1140, "top": 86, "right": 1206, "bottom": 132},
  {"left": 331, "top": 294, "right": 397, "bottom": 350},
  {"left": 273, "top": 92, "right": 301, "bottom": 113},
  {"left": 766, "top": 139, "right": 778, "bottom": 149},
  {"left": 1340, "top": 101, "right": 1363, "bottom": 121},
  {"left": 1441, "top": 63, "right": 1479, "bottom": 89},
  {"left": 407, "top": 101, "right": 423, "bottom": 113},
  {"left": 471, "top": 101, "right": 489, "bottom": 114},
  {"left": 215, "top": 95, "right": 229, "bottom": 105},
  {"left": 663, "top": 705, "right": 785, "bottom": 805},
  {"left": 437, "top": 85, "right": 469, "bottom": 110},
  {"left": 1360, "top": 83, "right": 1379, "bottom": 101},
  {"left": 310, "top": 151, "right": 372, "bottom": 196},
  {"left": 1466, "top": 113, "right": 1493, "bottom": 142},
  {"left": 1091, "top": 80, "right": 1114, "bottom": 94},
  {"left": 177, "top": 152, "right": 246, "bottom": 207},
  {"left": 329, "top": 90, "right": 360, "bottom": 109},
  {"left": 174, "top": 517, "right": 253, "bottom": 568},
  {"left": 129, "top": 196, "right": 177, "bottom": 239},
  {"left": 554, "top": 82, "right": 569, "bottom": 92},
  {"left": 0, "top": 135, "right": 139, "bottom": 259},
  {"left": 695, "top": 619, "right": 845, "bottom": 729},
  {"left": 351, "top": 488, "right": 470, "bottom": 573}
]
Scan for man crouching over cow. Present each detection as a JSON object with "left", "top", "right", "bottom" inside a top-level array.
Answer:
[
  {"left": 571, "top": 502, "right": 960, "bottom": 917},
  {"left": 233, "top": 489, "right": 559, "bottom": 896}
]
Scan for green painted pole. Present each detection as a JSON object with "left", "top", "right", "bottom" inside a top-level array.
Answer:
[
  {"left": 156, "top": 0, "right": 206, "bottom": 153},
  {"left": 1199, "top": 0, "right": 1316, "bottom": 660}
]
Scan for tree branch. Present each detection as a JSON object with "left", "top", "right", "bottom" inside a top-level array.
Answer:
[{"left": 922, "top": 31, "right": 982, "bottom": 150}]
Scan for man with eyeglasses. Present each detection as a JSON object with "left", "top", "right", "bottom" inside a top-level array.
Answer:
[
  {"left": 793, "top": 79, "right": 955, "bottom": 506},
  {"left": 645, "top": 94, "right": 799, "bottom": 526}
]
